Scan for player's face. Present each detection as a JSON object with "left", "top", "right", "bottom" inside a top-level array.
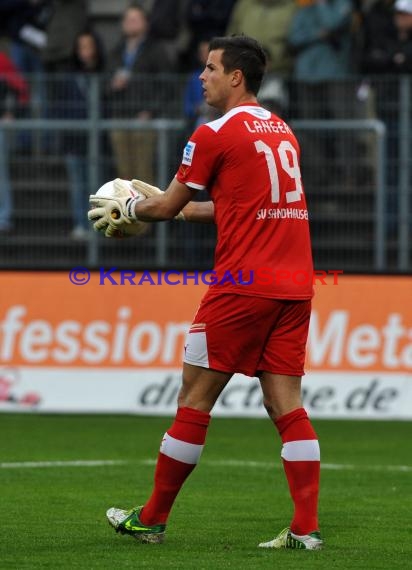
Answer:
[{"left": 199, "top": 50, "right": 233, "bottom": 111}]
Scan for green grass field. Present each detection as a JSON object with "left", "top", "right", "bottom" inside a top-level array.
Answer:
[{"left": 1, "top": 414, "right": 411, "bottom": 569}]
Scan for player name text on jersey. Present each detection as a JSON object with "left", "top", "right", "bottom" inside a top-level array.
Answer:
[{"left": 243, "top": 119, "right": 292, "bottom": 134}]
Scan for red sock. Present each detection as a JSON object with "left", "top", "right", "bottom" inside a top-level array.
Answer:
[
  {"left": 275, "top": 407, "right": 320, "bottom": 535},
  {"left": 140, "top": 406, "right": 211, "bottom": 525}
]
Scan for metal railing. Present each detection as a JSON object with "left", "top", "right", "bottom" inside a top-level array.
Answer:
[
  {"left": 0, "top": 117, "right": 186, "bottom": 268},
  {"left": 0, "top": 73, "right": 411, "bottom": 272},
  {"left": 291, "top": 119, "right": 387, "bottom": 271}
]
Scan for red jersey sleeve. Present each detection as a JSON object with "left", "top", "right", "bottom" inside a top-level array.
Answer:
[{"left": 176, "top": 125, "right": 220, "bottom": 191}]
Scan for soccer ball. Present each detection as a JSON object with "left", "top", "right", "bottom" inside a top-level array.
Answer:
[{"left": 94, "top": 179, "right": 149, "bottom": 238}]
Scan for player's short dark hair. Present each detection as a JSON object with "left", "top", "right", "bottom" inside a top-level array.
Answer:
[{"left": 209, "top": 35, "right": 267, "bottom": 95}]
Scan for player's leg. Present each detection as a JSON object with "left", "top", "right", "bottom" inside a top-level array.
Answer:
[
  {"left": 107, "top": 292, "right": 278, "bottom": 543},
  {"left": 107, "top": 363, "right": 231, "bottom": 542},
  {"left": 139, "top": 364, "right": 231, "bottom": 524},
  {"left": 258, "top": 373, "right": 321, "bottom": 549},
  {"left": 256, "top": 299, "right": 322, "bottom": 550}
]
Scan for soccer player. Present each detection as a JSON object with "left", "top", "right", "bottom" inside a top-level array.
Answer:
[{"left": 88, "top": 35, "right": 322, "bottom": 551}]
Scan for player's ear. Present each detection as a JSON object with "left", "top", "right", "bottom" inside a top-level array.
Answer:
[{"left": 231, "top": 69, "right": 243, "bottom": 88}]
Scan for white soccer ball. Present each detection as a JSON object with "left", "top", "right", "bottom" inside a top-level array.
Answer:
[{"left": 94, "top": 179, "right": 149, "bottom": 238}]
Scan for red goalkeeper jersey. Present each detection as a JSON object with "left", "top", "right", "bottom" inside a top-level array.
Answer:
[{"left": 176, "top": 103, "right": 314, "bottom": 299}]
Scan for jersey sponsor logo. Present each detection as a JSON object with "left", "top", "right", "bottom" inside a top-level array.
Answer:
[
  {"left": 182, "top": 141, "right": 196, "bottom": 166},
  {"left": 256, "top": 208, "right": 309, "bottom": 221}
]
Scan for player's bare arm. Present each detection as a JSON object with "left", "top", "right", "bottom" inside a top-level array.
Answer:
[
  {"left": 134, "top": 178, "right": 215, "bottom": 223},
  {"left": 181, "top": 199, "right": 214, "bottom": 223}
]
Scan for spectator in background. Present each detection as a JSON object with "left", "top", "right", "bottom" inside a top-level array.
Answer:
[
  {"left": 287, "top": 0, "right": 356, "bottom": 187},
  {"left": 42, "top": 0, "right": 89, "bottom": 72},
  {"left": 147, "top": 0, "right": 188, "bottom": 67},
  {"left": 361, "top": 0, "right": 412, "bottom": 235},
  {"left": 0, "top": 46, "right": 30, "bottom": 234},
  {"left": 362, "top": 0, "right": 412, "bottom": 73},
  {"left": 39, "top": 0, "right": 89, "bottom": 155},
  {"left": 226, "top": 0, "right": 296, "bottom": 75},
  {"left": 183, "top": 0, "right": 237, "bottom": 70},
  {"left": 288, "top": 0, "right": 353, "bottom": 98},
  {"left": 0, "top": 0, "right": 50, "bottom": 75},
  {"left": 57, "top": 30, "right": 105, "bottom": 240},
  {"left": 0, "top": 1, "right": 51, "bottom": 153},
  {"left": 107, "top": 3, "right": 173, "bottom": 183}
]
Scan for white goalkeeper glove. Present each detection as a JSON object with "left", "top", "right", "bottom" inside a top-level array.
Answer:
[
  {"left": 131, "top": 179, "right": 185, "bottom": 221},
  {"left": 87, "top": 178, "right": 147, "bottom": 237},
  {"left": 88, "top": 192, "right": 143, "bottom": 237}
]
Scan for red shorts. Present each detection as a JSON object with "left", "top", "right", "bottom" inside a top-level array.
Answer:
[{"left": 183, "top": 291, "right": 311, "bottom": 377}]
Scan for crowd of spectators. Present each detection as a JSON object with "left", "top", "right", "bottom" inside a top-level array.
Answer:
[
  {"left": 1, "top": 1, "right": 411, "bottom": 112},
  {"left": 0, "top": 0, "right": 411, "bottom": 237}
]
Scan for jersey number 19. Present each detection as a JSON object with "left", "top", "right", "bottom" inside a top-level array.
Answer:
[{"left": 254, "top": 140, "right": 303, "bottom": 204}]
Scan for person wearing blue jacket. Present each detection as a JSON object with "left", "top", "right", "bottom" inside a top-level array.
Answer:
[
  {"left": 288, "top": 0, "right": 353, "bottom": 81},
  {"left": 287, "top": 0, "right": 356, "bottom": 190}
]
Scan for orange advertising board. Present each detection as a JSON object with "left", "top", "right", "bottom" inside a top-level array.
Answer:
[
  {"left": 307, "top": 275, "right": 412, "bottom": 372},
  {"left": 0, "top": 271, "right": 203, "bottom": 368},
  {"left": 0, "top": 272, "right": 411, "bottom": 373}
]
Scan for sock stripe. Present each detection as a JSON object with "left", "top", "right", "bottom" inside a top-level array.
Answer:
[
  {"left": 160, "top": 432, "right": 204, "bottom": 465},
  {"left": 281, "top": 440, "right": 320, "bottom": 462}
]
